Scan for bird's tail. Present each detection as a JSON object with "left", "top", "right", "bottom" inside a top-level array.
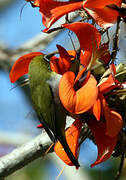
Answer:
[
  {"left": 39, "top": 116, "right": 57, "bottom": 143},
  {"left": 59, "top": 136, "right": 80, "bottom": 168}
]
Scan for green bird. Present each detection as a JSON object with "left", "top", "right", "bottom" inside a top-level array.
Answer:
[{"left": 28, "top": 55, "right": 80, "bottom": 168}]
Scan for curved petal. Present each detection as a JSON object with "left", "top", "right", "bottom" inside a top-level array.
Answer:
[
  {"left": 84, "top": 7, "right": 119, "bottom": 29},
  {"left": 76, "top": 75, "right": 98, "bottom": 113},
  {"left": 83, "top": 0, "right": 122, "bottom": 9},
  {"left": 80, "top": 50, "right": 92, "bottom": 68},
  {"left": 87, "top": 118, "right": 117, "bottom": 167},
  {"left": 106, "top": 110, "right": 123, "bottom": 137},
  {"left": 9, "top": 52, "right": 43, "bottom": 83},
  {"left": 57, "top": 45, "right": 71, "bottom": 61},
  {"left": 59, "top": 71, "right": 98, "bottom": 114},
  {"left": 54, "top": 119, "right": 82, "bottom": 166},
  {"left": 67, "top": 50, "right": 76, "bottom": 61},
  {"left": 110, "top": 63, "right": 116, "bottom": 75},
  {"left": 50, "top": 56, "right": 61, "bottom": 74},
  {"left": 101, "top": 96, "right": 123, "bottom": 137},
  {"left": 63, "top": 22, "right": 101, "bottom": 51},
  {"left": 92, "top": 97, "right": 101, "bottom": 121},
  {"left": 59, "top": 71, "right": 76, "bottom": 113},
  {"left": 56, "top": 44, "right": 71, "bottom": 71},
  {"left": 39, "top": 0, "right": 83, "bottom": 31},
  {"left": 99, "top": 74, "right": 119, "bottom": 93},
  {"left": 50, "top": 45, "right": 72, "bottom": 74}
]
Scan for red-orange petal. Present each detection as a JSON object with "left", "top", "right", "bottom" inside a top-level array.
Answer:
[
  {"left": 75, "top": 75, "right": 98, "bottom": 114},
  {"left": 63, "top": 22, "right": 101, "bottom": 52},
  {"left": 83, "top": 0, "right": 122, "bottom": 9},
  {"left": 50, "top": 56, "right": 61, "bottom": 74},
  {"left": 67, "top": 50, "right": 76, "bottom": 61},
  {"left": 9, "top": 52, "right": 43, "bottom": 83},
  {"left": 101, "top": 96, "right": 123, "bottom": 137},
  {"left": 92, "top": 97, "right": 101, "bottom": 121},
  {"left": 109, "top": 63, "right": 116, "bottom": 75},
  {"left": 39, "top": 0, "right": 83, "bottom": 31},
  {"left": 99, "top": 74, "right": 118, "bottom": 94},
  {"left": 80, "top": 50, "right": 92, "bottom": 68},
  {"left": 59, "top": 71, "right": 76, "bottom": 113},
  {"left": 56, "top": 44, "right": 71, "bottom": 71},
  {"left": 50, "top": 45, "right": 72, "bottom": 74},
  {"left": 59, "top": 71, "right": 98, "bottom": 114},
  {"left": 54, "top": 119, "right": 82, "bottom": 166},
  {"left": 84, "top": 7, "right": 119, "bottom": 29},
  {"left": 87, "top": 118, "right": 117, "bottom": 167}
]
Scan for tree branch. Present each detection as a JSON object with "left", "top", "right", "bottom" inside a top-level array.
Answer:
[{"left": 0, "top": 132, "right": 52, "bottom": 178}]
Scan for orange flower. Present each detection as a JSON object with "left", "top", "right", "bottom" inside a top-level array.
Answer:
[
  {"left": 63, "top": 22, "right": 101, "bottom": 52},
  {"left": 101, "top": 95, "right": 123, "bottom": 137},
  {"left": 99, "top": 74, "right": 119, "bottom": 94},
  {"left": 87, "top": 118, "right": 117, "bottom": 167},
  {"left": 92, "top": 65, "right": 123, "bottom": 137},
  {"left": 63, "top": 22, "right": 101, "bottom": 69},
  {"left": 54, "top": 119, "right": 82, "bottom": 166},
  {"left": 41, "top": 0, "right": 84, "bottom": 32},
  {"left": 92, "top": 64, "right": 119, "bottom": 121},
  {"left": 87, "top": 68, "right": 123, "bottom": 167},
  {"left": 83, "top": 0, "right": 122, "bottom": 28},
  {"left": 92, "top": 96, "right": 101, "bottom": 121},
  {"left": 9, "top": 45, "right": 76, "bottom": 82},
  {"left": 59, "top": 67, "right": 98, "bottom": 114},
  {"left": 9, "top": 52, "right": 43, "bottom": 83},
  {"left": 63, "top": 22, "right": 112, "bottom": 69},
  {"left": 27, "top": 0, "right": 83, "bottom": 32},
  {"left": 79, "top": 42, "right": 111, "bottom": 69},
  {"left": 50, "top": 44, "right": 76, "bottom": 75},
  {"left": 27, "top": 0, "right": 122, "bottom": 30}
]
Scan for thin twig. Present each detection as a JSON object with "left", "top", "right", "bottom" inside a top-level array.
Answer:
[{"left": 55, "top": 165, "right": 66, "bottom": 180}]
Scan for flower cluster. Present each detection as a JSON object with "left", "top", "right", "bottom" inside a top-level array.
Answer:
[{"left": 10, "top": 0, "right": 126, "bottom": 169}]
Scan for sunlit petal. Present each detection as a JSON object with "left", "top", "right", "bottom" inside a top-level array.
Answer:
[
  {"left": 80, "top": 50, "right": 92, "bottom": 68},
  {"left": 39, "top": 0, "right": 83, "bottom": 31},
  {"left": 84, "top": 7, "right": 119, "bottom": 29},
  {"left": 9, "top": 52, "right": 43, "bottom": 83},
  {"left": 63, "top": 22, "right": 101, "bottom": 51},
  {"left": 99, "top": 74, "right": 118, "bottom": 94},
  {"left": 54, "top": 119, "right": 82, "bottom": 166},
  {"left": 83, "top": 0, "right": 122, "bottom": 9},
  {"left": 101, "top": 96, "right": 123, "bottom": 137},
  {"left": 50, "top": 45, "right": 74, "bottom": 74},
  {"left": 92, "top": 97, "right": 101, "bottom": 121},
  {"left": 59, "top": 71, "right": 98, "bottom": 114},
  {"left": 87, "top": 118, "right": 117, "bottom": 167}
]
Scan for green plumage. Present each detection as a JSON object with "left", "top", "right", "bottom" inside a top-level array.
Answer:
[{"left": 28, "top": 55, "right": 80, "bottom": 168}]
